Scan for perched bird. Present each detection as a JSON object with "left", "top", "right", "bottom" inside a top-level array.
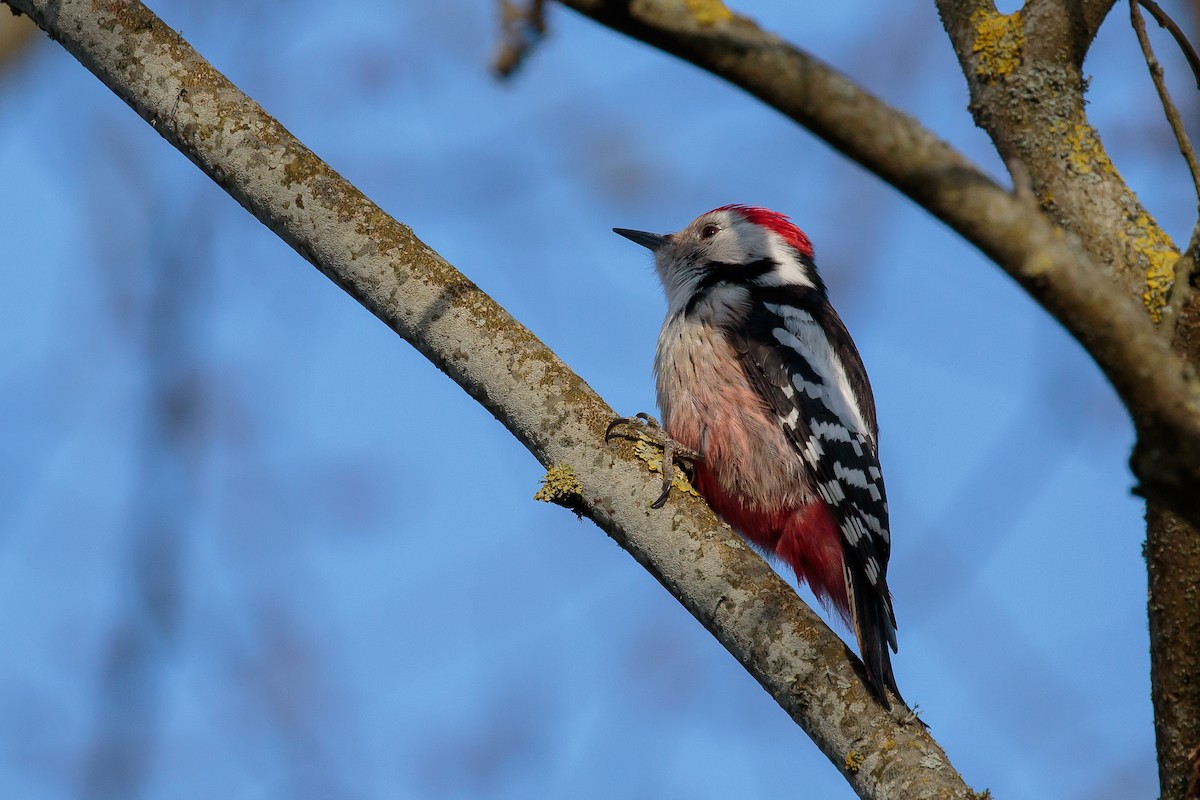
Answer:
[{"left": 610, "top": 205, "right": 901, "bottom": 704}]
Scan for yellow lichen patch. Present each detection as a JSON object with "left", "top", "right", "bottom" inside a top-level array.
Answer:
[
  {"left": 970, "top": 9, "right": 1022, "bottom": 81},
  {"left": 685, "top": 0, "right": 733, "bottom": 25},
  {"left": 1129, "top": 213, "right": 1180, "bottom": 322},
  {"left": 1064, "top": 123, "right": 1117, "bottom": 178},
  {"left": 845, "top": 750, "right": 864, "bottom": 774},
  {"left": 633, "top": 440, "right": 700, "bottom": 500},
  {"left": 534, "top": 465, "right": 585, "bottom": 511}
]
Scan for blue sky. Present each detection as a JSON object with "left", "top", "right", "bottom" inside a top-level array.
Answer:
[{"left": 1, "top": 1, "right": 1195, "bottom": 798}]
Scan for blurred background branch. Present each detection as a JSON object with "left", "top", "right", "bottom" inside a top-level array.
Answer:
[
  {"left": 0, "top": 8, "right": 35, "bottom": 67},
  {"left": 492, "top": 0, "right": 547, "bottom": 77}
]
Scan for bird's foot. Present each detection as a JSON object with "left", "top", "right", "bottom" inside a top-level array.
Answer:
[{"left": 605, "top": 413, "right": 701, "bottom": 508}]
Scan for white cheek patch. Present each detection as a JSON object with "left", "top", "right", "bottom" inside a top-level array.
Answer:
[
  {"left": 758, "top": 235, "right": 816, "bottom": 289},
  {"left": 718, "top": 220, "right": 816, "bottom": 290},
  {"left": 717, "top": 217, "right": 767, "bottom": 262}
]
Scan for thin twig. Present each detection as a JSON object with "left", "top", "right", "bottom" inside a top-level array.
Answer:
[
  {"left": 1136, "top": 0, "right": 1200, "bottom": 90},
  {"left": 1130, "top": 0, "right": 1200, "bottom": 209}
]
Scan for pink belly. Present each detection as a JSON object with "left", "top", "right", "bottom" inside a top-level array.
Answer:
[{"left": 657, "top": 327, "right": 849, "bottom": 618}]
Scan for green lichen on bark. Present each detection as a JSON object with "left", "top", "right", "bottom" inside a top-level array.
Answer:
[
  {"left": 632, "top": 439, "right": 699, "bottom": 501},
  {"left": 282, "top": 149, "right": 323, "bottom": 188},
  {"left": 534, "top": 465, "right": 585, "bottom": 515}
]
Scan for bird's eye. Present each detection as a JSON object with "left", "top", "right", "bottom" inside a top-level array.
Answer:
[{"left": 701, "top": 224, "right": 719, "bottom": 239}]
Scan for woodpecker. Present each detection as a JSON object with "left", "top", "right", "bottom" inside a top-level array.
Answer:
[{"left": 611, "top": 205, "right": 901, "bottom": 705}]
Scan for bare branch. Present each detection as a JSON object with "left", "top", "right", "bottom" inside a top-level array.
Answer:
[
  {"left": 538, "top": 9, "right": 1200, "bottom": 793},
  {"left": 1187, "top": 740, "right": 1200, "bottom": 800},
  {"left": 941, "top": 0, "right": 1117, "bottom": 66},
  {"left": 3, "top": 0, "right": 979, "bottom": 797},
  {"left": 1147, "top": 224, "right": 1200, "bottom": 800},
  {"left": 1079, "top": 0, "right": 1122, "bottom": 45},
  {"left": 1162, "top": 232, "right": 1199, "bottom": 340},
  {"left": 1131, "top": 0, "right": 1200, "bottom": 206}
]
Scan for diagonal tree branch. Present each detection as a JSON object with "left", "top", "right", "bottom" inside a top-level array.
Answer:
[
  {"left": 2, "top": 0, "right": 978, "bottom": 798},
  {"left": 550, "top": 0, "right": 1200, "bottom": 552}
]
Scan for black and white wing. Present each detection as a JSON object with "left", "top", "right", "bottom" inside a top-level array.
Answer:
[{"left": 727, "top": 283, "right": 901, "bottom": 702}]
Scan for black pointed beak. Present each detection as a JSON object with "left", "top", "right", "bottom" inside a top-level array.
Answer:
[{"left": 613, "top": 228, "right": 670, "bottom": 251}]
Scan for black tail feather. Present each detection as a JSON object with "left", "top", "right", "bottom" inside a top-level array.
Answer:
[{"left": 846, "top": 562, "right": 903, "bottom": 709}]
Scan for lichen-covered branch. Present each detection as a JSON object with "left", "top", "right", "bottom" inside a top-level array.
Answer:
[
  {"left": 1, "top": 0, "right": 977, "bottom": 797},
  {"left": 938, "top": 0, "right": 1175, "bottom": 304},
  {"left": 939, "top": 3, "right": 1199, "bottom": 797}
]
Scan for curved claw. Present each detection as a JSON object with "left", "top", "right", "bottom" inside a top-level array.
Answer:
[
  {"left": 605, "top": 413, "right": 664, "bottom": 443},
  {"left": 604, "top": 417, "right": 633, "bottom": 442},
  {"left": 606, "top": 411, "right": 701, "bottom": 509},
  {"left": 650, "top": 484, "right": 672, "bottom": 509}
]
